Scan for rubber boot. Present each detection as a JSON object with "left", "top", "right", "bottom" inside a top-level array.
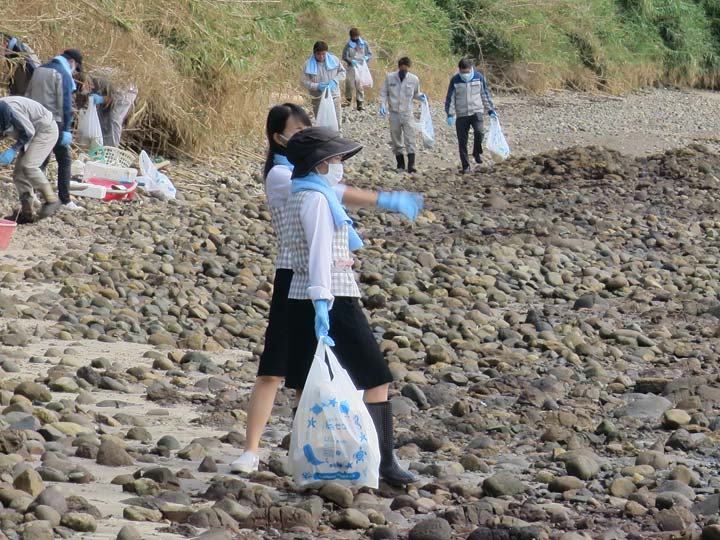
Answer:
[
  {"left": 37, "top": 184, "right": 61, "bottom": 219},
  {"left": 18, "top": 194, "right": 35, "bottom": 223},
  {"left": 366, "top": 401, "right": 417, "bottom": 486},
  {"left": 357, "top": 101, "right": 364, "bottom": 112},
  {"left": 407, "top": 153, "right": 417, "bottom": 173},
  {"left": 395, "top": 154, "right": 405, "bottom": 172}
]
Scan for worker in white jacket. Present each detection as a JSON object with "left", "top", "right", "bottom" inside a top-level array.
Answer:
[
  {"left": 378, "top": 57, "right": 426, "bottom": 173},
  {"left": 0, "top": 96, "right": 61, "bottom": 222},
  {"left": 301, "top": 41, "right": 346, "bottom": 128}
]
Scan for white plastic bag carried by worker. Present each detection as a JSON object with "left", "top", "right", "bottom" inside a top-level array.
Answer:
[
  {"left": 355, "top": 62, "right": 373, "bottom": 88},
  {"left": 315, "top": 88, "right": 339, "bottom": 131},
  {"left": 76, "top": 102, "right": 103, "bottom": 150},
  {"left": 484, "top": 115, "right": 510, "bottom": 162},
  {"left": 418, "top": 99, "right": 434, "bottom": 149},
  {"left": 289, "top": 342, "right": 380, "bottom": 488}
]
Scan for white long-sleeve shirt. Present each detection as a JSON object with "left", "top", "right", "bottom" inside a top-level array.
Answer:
[{"left": 300, "top": 192, "right": 336, "bottom": 302}]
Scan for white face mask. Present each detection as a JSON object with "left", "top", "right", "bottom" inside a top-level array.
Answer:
[
  {"left": 460, "top": 69, "right": 474, "bottom": 82},
  {"left": 319, "top": 162, "right": 343, "bottom": 186}
]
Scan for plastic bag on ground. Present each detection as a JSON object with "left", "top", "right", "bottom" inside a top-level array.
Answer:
[
  {"left": 76, "top": 103, "right": 103, "bottom": 150},
  {"left": 290, "top": 342, "right": 380, "bottom": 488},
  {"left": 356, "top": 62, "right": 373, "bottom": 88},
  {"left": 484, "top": 115, "right": 510, "bottom": 162},
  {"left": 138, "top": 150, "right": 177, "bottom": 199},
  {"left": 316, "top": 88, "right": 339, "bottom": 131},
  {"left": 419, "top": 100, "right": 434, "bottom": 149}
]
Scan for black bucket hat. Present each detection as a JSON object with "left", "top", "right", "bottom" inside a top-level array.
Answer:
[
  {"left": 62, "top": 48, "right": 84, "bottom": 72},
  {"left": 287, "top": 126, "right": 362, "bottom": 179}
]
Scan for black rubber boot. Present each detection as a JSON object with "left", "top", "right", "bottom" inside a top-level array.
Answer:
[
  {"left": 366, "top": 401, "right": 417, "bottom": 486},
  {"left": 395, "top": 154, "right": 405, "bottom": 171},
  {"left": 407, "top": 153, "right": 417, "bottom": 173},
  {"left": 37, "top": 185, "right": 61, "bottom": 220},
  {"left": 357, "top": 101, "right": 364, "bottom": 111}
]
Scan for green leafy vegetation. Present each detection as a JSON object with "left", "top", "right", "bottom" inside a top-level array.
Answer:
[{"left": 435, "top": 0, "right": 720, "bottom": 91}]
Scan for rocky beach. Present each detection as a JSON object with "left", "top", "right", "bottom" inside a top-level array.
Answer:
[{"left": 0, "top": 87, "right": 719, "bottom": 540}]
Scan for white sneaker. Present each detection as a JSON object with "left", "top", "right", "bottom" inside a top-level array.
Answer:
[
  {"left": 230, "top": 451, "right": 259, "bottom": 474},
  {"left": 63, "top": 201, "right": 85, "bottom": 212}
]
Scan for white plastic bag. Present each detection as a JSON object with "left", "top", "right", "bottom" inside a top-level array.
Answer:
[
  {"left": 290, "top": 342, "right": 380, "bottom": 488},
  {"left": 355, "top": 62, "right": 373, "bottom": 88},
  {"left": 316, "top": 88, "right": 339, "bottom": 131},
  {"left": 419, "top": 100, "right": 434, "bottom": 149},
  {"left": 485, "top": 115, "right": 510, "bottom": 162},
  {"left": 138, "top": 150, "right": 177, "bottom": 199},
  {"left": 77, "top": 103, "right": 103, "bottom": 149}
]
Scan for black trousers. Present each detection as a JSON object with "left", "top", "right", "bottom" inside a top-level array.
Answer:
[
  {"left": 41, "top": 122, "right": 71, "bottom": 204},
  {"left": 455, "top": 113, "right": 484, "bottom": 169},
  {"left": 286, "top": 297, "right": 393, "bottom": 391}
]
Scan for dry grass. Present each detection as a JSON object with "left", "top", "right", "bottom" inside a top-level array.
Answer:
[{"left": 1, "top": 0, "right": 453, "bottom": 157}]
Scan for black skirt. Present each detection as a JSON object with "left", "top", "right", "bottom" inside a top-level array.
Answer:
[
  {"left": 257, "top": 269, "right": 293, "bottom": 377},
  {"left": 285, "top": 296, "right": 393, "bottom": 390}
]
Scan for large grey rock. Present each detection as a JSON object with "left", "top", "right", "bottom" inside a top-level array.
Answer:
[
  {"left": 614, "top": 394, "right": 672, "bottom": 420},
  {"left": 483, "top": 472, "right": 526, "bottom": 497},
  {"left": 96, "top": 439, "right": 134, "bottom": 466},
  {"left": 408, "top": 518, "right": 453, "bottom": 540}
]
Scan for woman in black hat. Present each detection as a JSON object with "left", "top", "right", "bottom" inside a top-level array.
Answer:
[
  {"left": 284, "top": 126, "right": 422, "bottom": 485},
  {"left": 231, "top": 107, "right": 426, "bottom": 475}
]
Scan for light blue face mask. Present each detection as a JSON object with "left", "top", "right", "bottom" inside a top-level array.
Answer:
[{"left": 460, "top": 69, "right": 474, "bottom": 82}]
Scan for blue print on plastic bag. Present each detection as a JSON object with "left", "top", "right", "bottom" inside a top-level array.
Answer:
[
  {"left": 302, "top": 397, "right": 373, "bottom": 482},
  {"left": 290, "top": 343, "right": 380, "bottom": 488}
]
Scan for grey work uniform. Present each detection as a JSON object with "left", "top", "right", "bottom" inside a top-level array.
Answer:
[
  {"left": 341, "top": 39, "right": 372, "bottom": 105},
  {"left": 92, "top": 71, "right": 138, "bottom": 147},
  {"left": 0, "top": 96, "right": 58, "bottom": 198},
  {"left": 379, "top": 70, "right": 421, "bottom": 155},
  {"left": 301, "top": 57, "right": 346, "bottom": 128}
]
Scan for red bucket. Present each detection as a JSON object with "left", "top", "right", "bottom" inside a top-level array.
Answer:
[{"left": 0, "top": 219, "right": 17, "bottom": 249}]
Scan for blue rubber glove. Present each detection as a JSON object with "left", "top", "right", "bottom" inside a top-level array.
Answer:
[
  {"left": 317, "top": 83, "right": 328, "bottom": 92},
  {"left": 351, "top": 59, "right": 358, "bottom": 67},
  {"left": 447, "top": 115, "right": 454, "bottom": 126},
  {"left": 364, "top": 55, "right": 370, "bottom": 62},
  {"left": 379, "top": 106, "right": 387, "bottom": 117},
  {"left": 488, "top": 110, "right": 498, "bottom": 118},
  {"left": 419, "top": 93, "right": 427, "bottom": 102},
  {"left": 60, "top": 131, "right": 72, "bottom": 147},
  {"left": 328, "top": 80, "right": 338, "bottom": 91},
  {"left": 377, "top": 191, "right": 424, "bottom": 221},
  {"left": 0, "top": 148, "right": 17, "bottom": 165},
  {"left": 91, "top": 93, "right": 105, "bottom": 105},
  {"left": 313, "top": 299, "right": 335, "bottom": 346}
]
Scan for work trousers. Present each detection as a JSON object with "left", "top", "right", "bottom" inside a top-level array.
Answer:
[
  {"left": 345, "top": 65, "right": 365, "bottom": 105},
  {"left": 98, "top": 86, "right": 138, "bottom": 147},
  {"left": 13, "top": 120, "right": 57, "bottom": 198},
  {"left": 389, "top": 112, "right": 416, "bottom": 155},
  {"left": 41, "top": 122, "right": 72, "bottom": 204},
  {"left": 456, "top": 113, "right": 484, "bottom": 169}
]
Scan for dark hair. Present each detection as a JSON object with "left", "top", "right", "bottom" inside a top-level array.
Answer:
[
  {"left": 349, "top": 28, "right": 360, "bottom": 38},
  {"left": 62, "top": 48, "right": 84, "bottom": 72},
  {"left": 398, "top": 57, "right": 411, "bottom": 68},
  {"left": 458, "top": 58, "right": 474, "bottom": 70},
  {"left": 313, "top": 41, "right": 328, "bottom": 54},
  {"left": 263, "top": 103, "right": 312, "bottom": 179}
]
